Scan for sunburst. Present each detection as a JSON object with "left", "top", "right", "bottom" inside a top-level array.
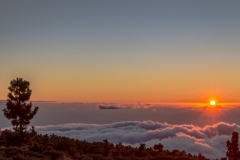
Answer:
[{"left": 210, "top": 100, "right": 216, "bottom": 106}]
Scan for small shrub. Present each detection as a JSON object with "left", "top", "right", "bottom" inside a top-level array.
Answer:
[
  {"left": 78, "top": 155, "right": 93, "bottom": 160},
  {"left": 44, "top": 150, "right": 64, "bottom": 159},
  {"left": 85, "top": 153, "right": 105, "bottom": 160},
  {"left": 4, "top": 147, "right": 24, "bottom": 158}
]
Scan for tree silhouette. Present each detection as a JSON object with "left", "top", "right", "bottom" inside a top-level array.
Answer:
[
  {"left": 103, "top": 139, "right": 110, "bottom": 156},
  {"left": 3, "top": 78, "right": 39, "bottom": 134},
  {"left": 135, "top": 143, "right": 148, "bottom": 157},
  {"left": 154, "top": 143, "right": 163, "bottom": 153},
  {"left": 226, "top": 131, "right": 239, "bottom": 160}
]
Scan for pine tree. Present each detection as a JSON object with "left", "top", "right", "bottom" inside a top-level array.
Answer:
[
  {"left": 226, "top": 131, "right": 239, "bottom": 160},
  {"left": 153, "top": 143, "right": 164, "bottom": 153},
  {"left": 3, "top": 78, "right": 39, "bottom": 134},
  {"left": 103, "top": 139, "right": 110, "bottom": 156}
]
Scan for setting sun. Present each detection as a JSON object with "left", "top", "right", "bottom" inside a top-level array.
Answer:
[{"left": 210, "top": 100, "right": 216, "bottom": 106}]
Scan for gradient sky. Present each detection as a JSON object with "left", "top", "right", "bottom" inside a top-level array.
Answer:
[{"left": 1, "top": 0, "right": 240, "bottom": 103}]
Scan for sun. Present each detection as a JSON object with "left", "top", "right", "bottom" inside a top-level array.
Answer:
[{"left": 209, "top": 100, "right": 216, "bottom": 106}]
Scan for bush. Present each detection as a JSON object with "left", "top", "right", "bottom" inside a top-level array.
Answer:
[
  {"left": 44, "top": 150, "right": 65, "bottom": 159},
  {"left": 72, "top": 154, "right": 94, "bottom": 160},
  {"left": 4, "top": 147, "right": 24, "bottom": 158},
  {"left": 86, "top": 154, "right": 113, "bottom": 160}
]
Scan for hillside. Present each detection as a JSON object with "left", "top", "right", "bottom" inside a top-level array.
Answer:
[{"left": 0, "top": 128, "right": 218, "bottom": 160}]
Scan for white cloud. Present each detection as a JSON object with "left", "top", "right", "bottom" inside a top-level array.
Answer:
[{"left": 19, "top": 121, "right": 240, "bottom": 159}]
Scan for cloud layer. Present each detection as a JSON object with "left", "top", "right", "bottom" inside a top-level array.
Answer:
[
  {"left": 30, "top": 121, "right": 240, "bottom": 159},
  {"left": 97, "top": 103, "right": 165, "bottom": 109}
]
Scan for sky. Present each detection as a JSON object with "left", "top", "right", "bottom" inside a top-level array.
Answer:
[
  {"left": 1, "top": 1, "right": 240, "bottom": 104},
  {"left": 1, "top": 2, "right": 240, "bottom": 158}
]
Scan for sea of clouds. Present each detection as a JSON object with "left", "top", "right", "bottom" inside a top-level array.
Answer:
[
  {"left": 1, "top": 102, "right": 240, "bottom": 159},
  {"left": 31, "top": 121, "right": 240, "bottom": 159}
]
